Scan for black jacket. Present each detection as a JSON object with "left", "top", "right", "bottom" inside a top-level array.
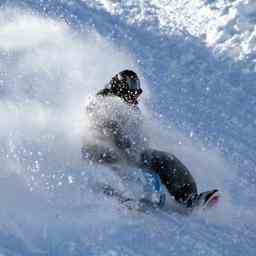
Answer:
[{"left": 84, "top": 88, "right": 148, "bottom": 163}]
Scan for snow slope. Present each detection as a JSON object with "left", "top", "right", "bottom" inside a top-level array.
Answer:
[
  {"left": 0, "top": 0, "right": 256, "bottom": 255},
  {"left": 89, "top": 0, "right": 256, "bottom": 71}
]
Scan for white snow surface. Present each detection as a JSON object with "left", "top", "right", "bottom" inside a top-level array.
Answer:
[
  {"left": 87, "top": 0, "right": 256, "bottom": 71},
  {"left": 0, "top": 0, "right": 256, "bottom": 255}
]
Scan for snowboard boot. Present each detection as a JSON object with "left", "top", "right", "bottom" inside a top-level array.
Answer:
[{"left": 186, "top": 189, "right": 220, "bottom": 211}]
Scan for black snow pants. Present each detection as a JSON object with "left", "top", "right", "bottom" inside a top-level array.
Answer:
[
  {"left": 82, "top": 145, "right": 198, "bottom": 206},
  {"left": 139, "top": 149, "right": 197, "bottom": 204}
]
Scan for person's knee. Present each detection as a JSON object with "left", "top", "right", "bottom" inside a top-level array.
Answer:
[{"left": 140, "top": 149, "right": 175, "bottom": 171}]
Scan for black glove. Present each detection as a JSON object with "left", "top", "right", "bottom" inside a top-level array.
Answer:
[{"left": 81, "top": 144, "right": 120, "bottom": 164}]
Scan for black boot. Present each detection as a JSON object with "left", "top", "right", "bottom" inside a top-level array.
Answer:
[{"left": 188, "top": 189, "right": 220, "bottom": 210}]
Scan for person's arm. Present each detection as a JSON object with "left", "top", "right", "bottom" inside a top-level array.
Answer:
[
  {"left": 104, "top": 120, "right": 132, "bottom": 150},
  {"left": 81, "top": 144, "right": 120, "bottom": 164}
]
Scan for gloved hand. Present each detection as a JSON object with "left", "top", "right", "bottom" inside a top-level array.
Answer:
[{"left": 81, "top": 144, "right": 121, "bottom": 164}]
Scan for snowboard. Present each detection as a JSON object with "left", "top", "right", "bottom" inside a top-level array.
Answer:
[
  {"left": 95, "top": 167, "right": 166, "bottom": 212},
  {"left": 99, "top": 184, "right": 220, "bottom": 214},
  {"left": 100, "top": 184, "right": 165, "bottom": 211},
  {"left": 95, "top": 165, "right": 220, "bottom": 214}
]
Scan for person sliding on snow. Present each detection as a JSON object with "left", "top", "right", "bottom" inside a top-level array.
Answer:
[{"left": 82, "top": 70, "right": 219, "bottom": 212}]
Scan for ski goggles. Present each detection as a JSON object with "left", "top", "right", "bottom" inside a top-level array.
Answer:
[
  {"left": 126, "top": 76, "right": 141, "bottom": 91},
  {"left": 118, "top": 74, "right": 143, "bottom": 94}
]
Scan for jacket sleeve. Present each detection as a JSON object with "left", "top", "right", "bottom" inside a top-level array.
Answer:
[{"left": 81, "top": 143, "right": 121, "bottom": 164}]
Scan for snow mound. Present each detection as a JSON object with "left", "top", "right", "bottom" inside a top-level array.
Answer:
[{"left": 87, "top": 0, "right": 256, "bottom": 71}]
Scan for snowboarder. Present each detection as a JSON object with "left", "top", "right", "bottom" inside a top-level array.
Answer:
[{"left": 82, "top": 70, "right": 219, "bottom": 211}]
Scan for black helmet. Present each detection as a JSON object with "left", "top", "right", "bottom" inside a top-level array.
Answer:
[{"left": 109, "top": 70, "right": 143, "bottom": 104}]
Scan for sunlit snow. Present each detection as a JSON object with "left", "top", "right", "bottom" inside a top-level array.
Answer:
[{"left": 0, "top": 1, "right": 255, "bottom": 255}]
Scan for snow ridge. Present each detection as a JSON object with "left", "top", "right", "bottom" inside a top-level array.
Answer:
[{"left": 87, "top": 0, "right": 256, "bottom": 71}]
